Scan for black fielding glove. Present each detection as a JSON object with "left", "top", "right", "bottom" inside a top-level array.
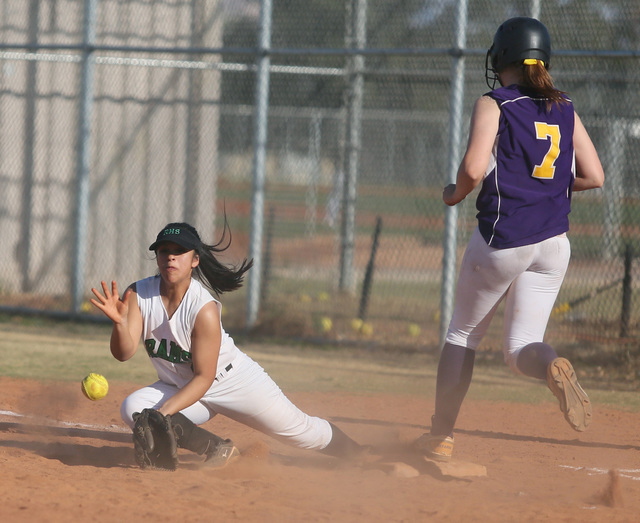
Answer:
[{"left": 132, "top": 408, "right": 179, "bottom": 471}]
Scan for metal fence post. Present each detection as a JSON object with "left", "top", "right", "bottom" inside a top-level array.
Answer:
[
  {"left": 439, "top": 0, "right": 468, "bottom": 348},
  {"left": 246, "top": 0, "right": 273, "bottom": 328},
  {"left": 603, "top": 119, "right": 625, "bottom": 260},
  {"left": 339, "top": 0, "right": 367, "bottom": 293},
  {"left": 184, "top": 0, "right": 204, "bottom": 225},
  {"left": 71, "top": 0, "right": 97, "bottom": 313},
  {"left": 19, "top": 0, "right": 39, "bottom": 293},
  {"left": 529, "top": 0, "right": 541, "bottom": 19}
]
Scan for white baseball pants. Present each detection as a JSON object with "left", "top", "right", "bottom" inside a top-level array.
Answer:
[
  {"left": 120, "top": 351, "right": 333, "bottom": 450},
  {"left": 445, "top": 227, "right": 571, "bottom": 372}
]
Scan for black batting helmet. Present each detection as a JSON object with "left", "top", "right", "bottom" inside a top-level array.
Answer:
[{"left": 485, "top": 17, "right": 551, "bottom": 89}]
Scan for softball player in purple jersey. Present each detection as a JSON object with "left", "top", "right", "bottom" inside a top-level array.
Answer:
[
  {"left": 91, "top": 221, "right": 364, "bottom": 468},
  {"left": 415, "top": 17, "right": 605, "bottom": 462}
]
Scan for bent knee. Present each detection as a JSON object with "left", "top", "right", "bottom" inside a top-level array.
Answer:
[{"left": 120, "top": 398, "right": 138, "bottom": 429}]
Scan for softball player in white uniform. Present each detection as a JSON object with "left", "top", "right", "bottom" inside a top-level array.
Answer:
[{"left": 91, "top": 221, "right": 362, "bottom": 467}]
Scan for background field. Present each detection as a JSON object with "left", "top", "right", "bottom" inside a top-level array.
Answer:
[
  {"left": 1, "top": 0, "right": 639, "bottom": 352},
  {"left": 1, "top": 317, "right": 640, "bottom": 522}
]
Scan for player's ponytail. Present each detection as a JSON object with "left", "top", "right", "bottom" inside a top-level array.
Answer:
[
  {"left": 194, "top": 217, "right": 253, "bottom": 295},
  {"left": 522, "top": 60, "right": 568, "bottom": 110}
]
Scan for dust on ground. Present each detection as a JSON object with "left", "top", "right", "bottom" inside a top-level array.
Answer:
[{"left": 0, "top": 376, "right": 638, "bottom": 522}]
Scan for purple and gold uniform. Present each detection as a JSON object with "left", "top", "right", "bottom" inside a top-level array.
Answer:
[
  {"left": 421, "top": 17, "right": 602, "bottom": 462},
  {"left": 445, "top": 85, "right": 577, "bottom": 369},
  {"left": 477, "top": 84, "right": 575, "bottom": 249}
]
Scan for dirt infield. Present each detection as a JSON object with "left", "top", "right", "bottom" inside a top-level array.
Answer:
[{"left": 1, "top": 375, "right": 639, "bottom": 522}]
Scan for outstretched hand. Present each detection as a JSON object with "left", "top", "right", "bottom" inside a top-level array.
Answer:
[{"left": 90, "top": 280, "right": 132, "bottom": 324}]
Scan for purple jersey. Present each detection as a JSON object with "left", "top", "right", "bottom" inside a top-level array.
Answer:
[{"left": 476, "top": 84, "right": 575, "bottom": 248}]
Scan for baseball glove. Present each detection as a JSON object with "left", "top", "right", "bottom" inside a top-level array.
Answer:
[{"left": 132, "top": 408, "right": 179, "bottom": 471}]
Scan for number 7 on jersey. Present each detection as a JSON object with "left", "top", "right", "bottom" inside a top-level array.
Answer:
[{"left": 532, "top": 121, "right": 561, "bottom": 180}]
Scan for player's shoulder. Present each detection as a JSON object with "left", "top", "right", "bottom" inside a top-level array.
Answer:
[
  {"left": 135, "top": 275, "right": 161, "bottom": 299},
  {"left": 485, "top": 84, "right": 526, "bottom": 104},
  {"left": 476, "top": 94, "right": 499, "bottom": 108},
  {"left": 192, "top": 295, "right": 222, "bottom": 334},
  {"left": 472, "top": 94, "right": 500, "bottom": 122}
]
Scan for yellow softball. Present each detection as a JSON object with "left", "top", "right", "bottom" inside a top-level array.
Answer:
[
  {"left": 360, "top": 322, "right": 373, "bottom": 336},
  {"left": 81, "top": 373, "right": 109, "bottom": 401}
]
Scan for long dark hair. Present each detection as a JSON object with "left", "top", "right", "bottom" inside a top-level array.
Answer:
[
  {"left": 162, "top": 219, "right": 253, "bottom": 295},
  {"left": 521, "top": 61, "right": 568, "bottom": 110}
]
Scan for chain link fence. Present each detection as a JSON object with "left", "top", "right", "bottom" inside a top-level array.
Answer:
[{"left": 0, "top": 0, "right": 638, "bottom": 354}]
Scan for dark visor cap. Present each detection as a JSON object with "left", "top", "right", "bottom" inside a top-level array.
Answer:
[{"left": 149, "top": 226, "right": 200, "bottom": 252}]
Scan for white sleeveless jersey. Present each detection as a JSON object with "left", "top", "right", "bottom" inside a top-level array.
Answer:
[{"left": 136, "top": 275, "right": 240, "bottom": 389}]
